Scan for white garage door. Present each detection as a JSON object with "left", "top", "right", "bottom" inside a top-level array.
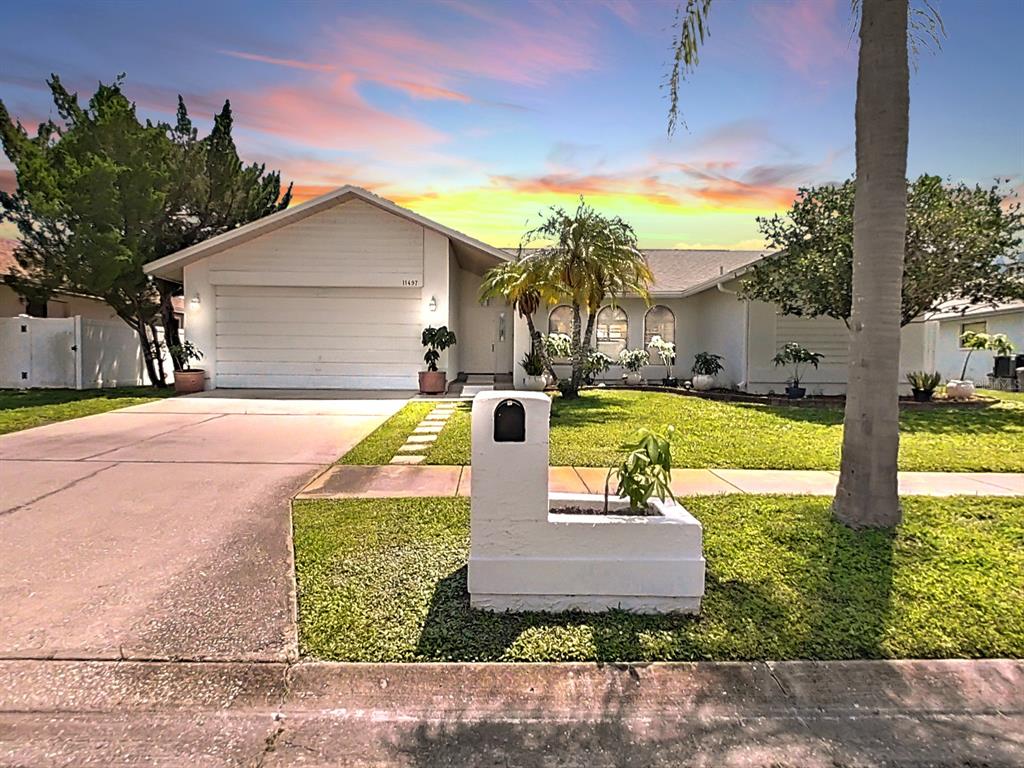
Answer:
[{"left": 214, "top": 285, "right": 423, "bottom": 389}]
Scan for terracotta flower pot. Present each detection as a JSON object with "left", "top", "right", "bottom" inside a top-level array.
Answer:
[
  {"left": 173, "top": 369, "right": 206, "bottom": 394},
  {"left": 418, "top": 370, "right": 447, "bottom": 395}
]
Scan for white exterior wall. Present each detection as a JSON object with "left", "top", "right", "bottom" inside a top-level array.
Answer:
[
  {"left": 182, "top": 198, "right": 458, "bottom": 390},
  {"left": 690, "top": 286, "right": 747, "bottom": 388},
  {"left": 934, "top": 310, "right": 1024, "bottom": 382}
]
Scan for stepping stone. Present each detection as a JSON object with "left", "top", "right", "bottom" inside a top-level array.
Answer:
[
  {"left": 390, "top": 455, "right": 424, "bottom": 465},
  {"left": 397, "top": 443, "right": 427, "bottom": 453},
  {"left": 406, "top": 434, "right": 438, "bottom": 444},
  {"left": 414, "top": 424, "right": 444, "bottom": 434}
]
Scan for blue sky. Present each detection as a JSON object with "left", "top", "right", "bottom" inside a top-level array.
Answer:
[{"left": 1, "top": 0, "right": 1021, "bottom": 247}]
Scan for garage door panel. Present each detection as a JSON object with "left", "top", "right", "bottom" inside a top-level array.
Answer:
[{"left": 214, "top": 285, "right": 422, "bottom": 389}]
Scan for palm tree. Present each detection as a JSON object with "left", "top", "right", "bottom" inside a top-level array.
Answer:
[
  {"left": 520, "top": 198, "right": 653, "bottom": 398},
  {"left": 668, "top": 0, "right": 923, "bottom": 528},
  {"left": 479, "top": 255, "right": 557, "bottom": 377}
]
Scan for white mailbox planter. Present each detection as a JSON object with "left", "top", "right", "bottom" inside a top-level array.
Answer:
[{"left": 468, "top": 391, "right": 705, "bottom": 614}]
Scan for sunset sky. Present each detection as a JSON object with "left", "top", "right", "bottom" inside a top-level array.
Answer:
[{"left": 2, "top": 0, "right": 1021, "bottom": 248}]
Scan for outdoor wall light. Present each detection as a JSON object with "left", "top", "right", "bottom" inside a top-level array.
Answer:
[
  {"left": 428, "top": 295, "right": 438, "bottom": 312},
  {"left": 189, "top": 294, "right": 201, "bottom": 309}
]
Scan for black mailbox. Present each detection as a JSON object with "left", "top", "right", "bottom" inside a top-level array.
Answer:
[{"left": 493, "top": 399, "right": 526, "bottom": 443}]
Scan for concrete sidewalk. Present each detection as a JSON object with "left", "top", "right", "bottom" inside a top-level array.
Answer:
[
  {"left": 2, "top": 658, "right": 1021, "bottom": 766},
  {"left": 298, "top": 464, "right": 1024, "bottom": 499}
]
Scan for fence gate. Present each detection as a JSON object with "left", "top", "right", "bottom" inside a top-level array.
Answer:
[{"left": 0, "top": 316, "right": 78, "bottom": 388}]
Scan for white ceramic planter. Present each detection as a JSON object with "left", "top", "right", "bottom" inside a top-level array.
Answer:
[
  {"left": 946, "top": 380, "right": 976, "bottom": 400},
  {"left": 470, "top": 492, "right": 705, "bottom": 614},
  {"left": 624, "top": 372, "right": 643, "bottom": 386},
  {"left": 691, "top": 374, "right": 714, "bottom": 391},
  {"left": 521, "top": 374, "right": 546, "bottom": 391}
]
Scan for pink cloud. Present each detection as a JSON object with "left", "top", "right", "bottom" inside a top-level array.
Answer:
[
  {"left": 218, "top": 49, "right": 336, "bottom": 72},
  {"left": 753, "top": 0, "right": 853, "bottom": 83}
]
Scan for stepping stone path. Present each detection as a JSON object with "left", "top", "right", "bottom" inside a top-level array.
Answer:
[{"left": 389, "top": 402, "right": 458, "bottom": 465}]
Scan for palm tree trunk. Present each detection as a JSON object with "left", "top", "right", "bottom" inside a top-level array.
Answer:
[{"left": 834, "top": 0, "right": 909, "bottom": 528}]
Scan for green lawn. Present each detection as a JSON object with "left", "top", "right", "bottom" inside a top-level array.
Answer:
[
  {"left": 0, "top": 387, "right": 173, "bottom": 435},
  {"left": 339, "top": 389, "right": 1024, "bottom": 472},
  {"left": 292, "top": 495, "right": 1024, "bottom": 662},
  {"left": 337, "top": 401, "right": 435, "bottom": 464}
]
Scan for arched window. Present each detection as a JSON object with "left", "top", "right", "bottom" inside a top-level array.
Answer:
[
  {"left": 548, "top": 305, "right": 573, "bottom": 336},
  {"left": 644, "top": 305, "right": 675, "bottom": 347},
  {"left": 595, "top": 306, "right": 629, "bottom": 357}
]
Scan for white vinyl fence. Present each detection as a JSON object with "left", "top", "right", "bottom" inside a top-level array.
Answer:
[{"left": 0, "top": 315, "right": 165, "bottom": 389}]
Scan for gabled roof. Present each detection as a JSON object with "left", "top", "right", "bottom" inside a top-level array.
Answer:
[
  {"left": 926, "top": 299, "right": 1024, "bottom": 321},
  {"left": 506, "top": 247, "right": 770, "bottom": 297},
  {"left": 144, "top": 185, "right": 512, "bottom": 282}
]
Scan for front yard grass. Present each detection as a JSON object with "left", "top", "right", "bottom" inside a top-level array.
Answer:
[
  {"left": 0, "top": 387, "right": 173, "bottom": 436},
  {"left": 340, "top": 389, "right": 1024, "bottom": 472},
  {"left": 293, "top": 494, "right": 1024, "bottom": 662}
]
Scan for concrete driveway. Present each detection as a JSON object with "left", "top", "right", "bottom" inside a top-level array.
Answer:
[{"left": 0, "top": 390, "right": 406, "bottom": 662}]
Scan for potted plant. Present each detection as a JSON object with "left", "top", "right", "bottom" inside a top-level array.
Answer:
[
  {"left": 947, "top": 330, "right": 990, "bottom": 399},
  {"left": 618, "top": 348, "right": 649, "bottom": 386},
  {"left": 168, "top": 341, "right": 205, "bottom": 394},
  {"left": 603, "top": 425, "right": 678, "bottom": 514},
  {"left": 989, "top": 333, "right": 1016, "bottom": 378},
  {"left": 690, "top": 352, "right": 724, "bottom": 391},
  {"left": 648, "top": 335, "right": 678, "bottom": 386},
  {"left": 906, "top": 371, "right": 941, "bottom": 403},
  {"left": 583, "top": 350, "right": 614, "bottom": 384},
  {"left": 771, "top": 343, "right": 823, "bottom": 399},
  {"left": 419, "top": 325, "right": 457, "bottom": 395},
  {"left": 543, "top": 332, "right": 572, "bottom": 385},
  {"left": 519, "top": 350, "right": 547, "bottom": 392}
]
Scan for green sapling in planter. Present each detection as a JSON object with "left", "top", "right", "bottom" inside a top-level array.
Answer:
[
  {"left": 618, "top": 348, "right": 649, "bottom": 386},
  {"left": 519, "top": 350, "right": 547, "bottom": 391},
  {"left": 648, "top": 335, "right": 677, "bottom": 386},
  {"left": 604, "top": 425, "right": 678, "bottom": 514},
  {"left": 168, "top": 341, "right": 205, "bottom": 394},
  {"left": 419, "top": 326, "right": 457, "bottom": 395},
  {"left": 690, "top": 352, "right": 724, "bottom": 391},
  {"left": 771, "top": 343, "right": 823, "bottom": 399}
]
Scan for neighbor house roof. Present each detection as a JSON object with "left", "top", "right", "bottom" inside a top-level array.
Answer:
[
  {"left": 144, "top": 185, "right": 512, "bottom": 282},
  {"left": 506, "top": 247, "right": 770, "bottom": 297},
  {"left": 926, "top": 299, "right": 1024, "bottom": 321}
]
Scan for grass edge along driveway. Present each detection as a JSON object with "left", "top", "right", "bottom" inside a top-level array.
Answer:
[
  {"left": 0, "top": 387, "right": 173, "bottom": 436},
  {"left": 337, "top": 389, "right": 1024, "bottom": 473},
  {"left": 293, "top": 494, "right": 1024, "bottom": 663}
]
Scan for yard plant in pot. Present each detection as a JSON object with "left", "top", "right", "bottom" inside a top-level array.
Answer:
[
  {"left": 603, "top": 425, "right": 677, "bottom": 515},
  {"left": 419, "top": 326, "right": 457, "bottom": 395},
  {"left": 906, "top": 371, "right": 941, "bottom": 403},
  {"left": 989, "top": 333, "right": 1016, "bottom": 378},
  {"left": 947, "top": 330, "right": 992, "bottom": 399},
  {"left": 618, "top": 348, "right": 649, "bottom": 386},
  {"left": 690, "top": 352, "right": 723, "bottom": 391},
  {"left": 771, "top": 343, "right": 823, "bottom": 399},
  {"left": 519, "top": 350, "right": 547, "bottom": 391},
  {"left": 168, "top": 341, "right": 205, "bottom": 394},
  {"left": 648, "top": 335, "right": 677, "bottom": 386}
]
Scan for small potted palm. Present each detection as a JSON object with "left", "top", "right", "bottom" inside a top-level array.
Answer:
[
  {"left": 648, "top": 335, "right": 678, "bottom": 386},
  {"left": 618, "top": 348, "right": 649, "bottom": 386},
  {"left": 691, "top": 352, "right": 723, "bottom": 391},
  {"left": 168, "top": 341, "right": 205, "bottom": 394},
  {"left": 771, "top": 343, "right": 823, "bottom": 399},
  {"left": 419, "top": 326, "right": 457, "bottom": 395},
  {"left": 519, "top": 350, "right": 547, "bottom": 392},
  {"left": 989, "top": 334, "right": 1016, "bottom": 378},
  {"left": 906, "top": 371, "right": 941, "bottom": 403},
  {"left": 947, "top": 330, "right": 989, "bottom": 399}
]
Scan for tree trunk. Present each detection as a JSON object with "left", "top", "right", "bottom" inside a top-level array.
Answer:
[
  {"left": 24, "top": 298, "right": 48, "bottom": 317},
  {"left": 833, "top": 0, "right": 909, "bottom": 529},
  {"left": 158, "top": 280, "right": 184, "bottom": 371},
  {"left": 567, "top": 303, "right": 585, "bottom": 398},
  {"left": 131, "top": 317, "right": 166, "bottom": 388}
]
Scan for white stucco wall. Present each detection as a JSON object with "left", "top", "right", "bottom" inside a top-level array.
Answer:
[{"left": 933, "top": 310, "right": 1024, "bottom": 382}]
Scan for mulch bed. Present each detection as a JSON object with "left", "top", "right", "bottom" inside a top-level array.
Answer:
[{"left": 550, "top": 504, "right": 660, "bottom": 517}]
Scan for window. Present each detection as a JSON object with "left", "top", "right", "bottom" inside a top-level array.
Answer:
[
  {"left": 644, "top": 305, "right": 675, "bottom": 347},
  {"left": 959, "top": 320, "right": 987, "bottom": 347},
  {"left": 548, "top": 305, "right": 573, "bottom": 336},
  {"left": 595, "top": 306, "right": 629, "bottom": 357}
]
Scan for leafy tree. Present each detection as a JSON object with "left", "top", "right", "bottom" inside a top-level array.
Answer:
[
  {"left": 0, "top": 75, "right": 291, "bottom": 381},
  {"left": 1, "top": 76, "right": 174, "bottom": 384},
  {"left": 742, "top": 177, "right": 1023, "bottom": 325},
  {"left": 516, "top": 198, "right": 652, "bottom": 398}
]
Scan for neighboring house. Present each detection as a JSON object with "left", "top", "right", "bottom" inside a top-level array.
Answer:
[
  {"left": 144, "top": 185, "right": 933, "bottom": 394},
  {"left": 928, "top": 301, "right": 1024, "bottom": 383}
]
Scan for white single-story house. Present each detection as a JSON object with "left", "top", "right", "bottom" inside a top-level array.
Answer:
[
  {"left": 144, "top": 185, "right": 936, "bottom": 394},
  {"left": 928, "top": 300, "right": 1024, "bottom": 383}
]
